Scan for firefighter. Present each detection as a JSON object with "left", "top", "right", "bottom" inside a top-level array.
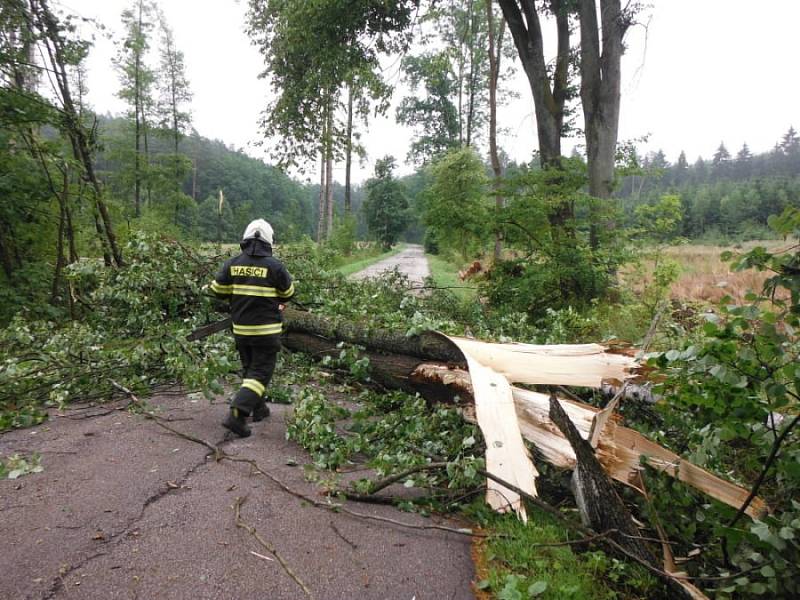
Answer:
[{"left": 209, "top": 219, "right": 295, "bottom": 437}]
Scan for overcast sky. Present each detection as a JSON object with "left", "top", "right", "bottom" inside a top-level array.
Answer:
[{"left": 65, "top": 0, "right": 800, "bottom": 184}]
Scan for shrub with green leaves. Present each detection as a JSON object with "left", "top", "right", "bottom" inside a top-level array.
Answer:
[
  {"left": 0, "top": 232, "right": 237, "bottom": 429},
  {"left": 648, "top": 208, "right": 800, "bottom": 597}
]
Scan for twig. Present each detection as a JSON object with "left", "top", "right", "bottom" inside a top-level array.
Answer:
[
  {"left": 329, "top": 521, "right": 358, "bottom": 550},
  {"left": 364, "top": 462, "right": 448, "bottom": 494},
  {"left": 477, "top": 468, "right": 764, "bottom": 584},
  {"left": 729, "top": 412, "right": 800, "bottom": 528},
  {"left": 233, "top": 496, "right": 313, "bottom": 599},
  {"left": 110, "top": 379, "right": 485, "bottom": 539}
]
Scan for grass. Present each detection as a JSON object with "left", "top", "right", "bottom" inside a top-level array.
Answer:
[
  {"left": 472, "top": 506, "right": 659, "bottom": 600},
  {"left": 626, "top": 241, "right": 790, "bottom": 305},
  {"left": 426, "top": 253, "right": 477, "bottom": 301},
  {"left": 336, "top": 243, "right": 406, "bottom": 277}
]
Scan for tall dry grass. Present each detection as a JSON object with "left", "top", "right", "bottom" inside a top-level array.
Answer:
[{"left": 636, "top": 241, "right": 790, "bottom": 304}]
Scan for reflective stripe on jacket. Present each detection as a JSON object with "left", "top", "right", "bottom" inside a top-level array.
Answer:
[{"left": 210, "top": 239, "right": 294, "bottom": 337}]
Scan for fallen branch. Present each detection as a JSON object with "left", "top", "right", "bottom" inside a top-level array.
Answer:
[
  {"left": 233, "top": 496, "right": 313, "bottom": 599},
  {"left": 111, "top": 380, "right": 485, "bottom": 539}
]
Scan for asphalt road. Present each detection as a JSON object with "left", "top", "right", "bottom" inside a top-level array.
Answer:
[
  {"left": 0, "top": 395, "right": 475, "bottom": 600},
  {"left": 351, "top": 244, "right": 431, "bottom": 288}
]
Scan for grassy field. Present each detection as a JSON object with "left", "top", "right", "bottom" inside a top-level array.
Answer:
[
  {"left": 337, "top": 243, "right": 406, "bottom": 277},
  {"left": 629, "top": 241, "right": 789, "bottom": 304},
  {"left": 426, "top": 253, "right": 478, "bottom": 300}
]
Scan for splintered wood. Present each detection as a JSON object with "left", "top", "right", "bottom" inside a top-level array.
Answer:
[{"left": 416, "top": 336, "right": 767, "bottom": 521}]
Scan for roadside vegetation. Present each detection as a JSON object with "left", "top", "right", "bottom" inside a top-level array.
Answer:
[{"left": 2, "top": 1, "right": 800, "bottom": 599}]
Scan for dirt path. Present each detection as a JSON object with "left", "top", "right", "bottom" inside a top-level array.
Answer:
[
  {"left": 0, "top": 396, "right": 474, "bottom": 600},
  {"left": 351, "top": 244, "right": 431, "bottom": 288}
]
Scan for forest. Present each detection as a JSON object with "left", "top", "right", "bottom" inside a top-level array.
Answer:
[{"left": 1, "top": 1, "right": 799, "bottom": 599}]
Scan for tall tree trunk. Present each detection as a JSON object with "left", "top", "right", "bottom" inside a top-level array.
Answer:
[
  {"left": 578, "top": 0, "right": 628, "bottom": 250},
  {"left": 324, "top": 97, "right": 334, "bottom": 238},
  {"left": 465, "top": 0, "right": 476, "bottom": 148},
  {"left": 344, "top": 84, "right": 353, "bottom": 215},
  {"left": 51, "top": 169, "right": 69, "bottom": 304},
  {"left": 65, "top": 191, "right": 78, "bottom": 263},
  {"left": 498, "top": 0, "right": 569, "bottom": 167},
  {"left": 487, "top": 4, "right": 505, "bottom": 261},
  {"left": 133, "top": 0, "right": 143, "bottom": 218},
  {"left": 498, "top": 0, "right": 573, "bottom": 230},
  {"left": 92, "top": 209, "right": 112, "bottom": 267},
  {"left": 316, "top": 97, "right": 328, "bottom": 244},
  {"left": 30, "top": 0, "right": 124, "bottom": 267}
]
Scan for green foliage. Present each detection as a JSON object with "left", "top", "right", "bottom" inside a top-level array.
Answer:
[
  {"left": 423, "top": 147, "right": 488, "bottom": 260},
  {"left": 0, "top": 453, "right": 44, "bottom": 480},
  {"left": 472, "top": 506, "right": 659, "bottom": 600},
  {"left": 647, "top": 212, "right": 800, "bottom": 596},
  {"left": 396, "top": 51, "right": 460, "bottom": 164},
  {"left": 287, "top": 382, "right": 484, "bottom": 500},
  {"left": 363, "top": 156, "right": 410, "bottom": 249},
  {"left": 483, "top": 158, "right": 627, "bottom": 318},
  {"left": 327, "top": 214, "right": 358, "bottom": 256},
  {"left": 0, "top": 232, "right": 238, "bottom": 430},
  {"left": 246, "top": 0, "right": 415, "bottom": 168}
]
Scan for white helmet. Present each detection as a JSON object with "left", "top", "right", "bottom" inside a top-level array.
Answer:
[{"left": 242, "top": 219, "right": 274, "bottom": 244}]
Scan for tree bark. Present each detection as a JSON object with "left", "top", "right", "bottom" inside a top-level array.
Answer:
[
  {"left": 344, "top": 84, "right": 353, "bottom": 215},
  {"left": 325, "top": 103, "right": 334, "bottom": 239},
  {"left": 497, "top": 0, "right": 569, "bottom": 168},
  {"left": 30, "top": 0, "right": 124, "bottom": 267},
  {"left": 487, "top": 4, "right": 505, "bottom": 261},
  {"left": 578, "top": 0, "right": 628, "bottom": 248},
  {"left": 465, "top": 0, "right": 476, "bottom": 147},
  {"left": 497, "top": 0, "right": 573, "bottom": 230},
  {"left": 316, "top": 147, "right": 326, "bottom": 243},
  {"left": 51, "top": 167, "right": 70, "bottom": 304}
]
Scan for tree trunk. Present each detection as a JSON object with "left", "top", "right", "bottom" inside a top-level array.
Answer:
[
  {"left": 133, "top": 0, "right": 143, "bottom": 218},
  {"left": 93, "top": 208, "right": 112, "bottom": 267},
  {"left": 497, "top": 0, "right": 569, "bottom": 167},
  {"left": 30, "top": 0, "right": 123, "bottom": 266},
  {"left": 578, "top": 0, "right": 628, "bottom": 249},
  {"left": 51, "top": 168, "right": 70, "bottom": 304},
  {"left": 325, "top": 104, "right": 334, "bottom": 239},
  {"left": 498, "top": 0, "right": 573, "bottom": 229},
  {"left": 344, "top": 84, "right": 353, "bottom": 215},
  {"left": 549, "top": 395, "right": 655, "bottom": 560},
  {"left": 487, "top": 4, "right": 504, "bottom": 261},
  {"left": 316, "top": 148, "right": 326, "bottom": 243},
  {"left": 465, "top": 0, "right": 476, "bottom": 147}
]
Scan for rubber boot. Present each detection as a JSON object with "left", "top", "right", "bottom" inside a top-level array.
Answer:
[
  {"left": 222, "top": 407, "right": 251, "bottom": 438},
  {"left": 252, "top": 401, "right": 270, "bottom": 422}
]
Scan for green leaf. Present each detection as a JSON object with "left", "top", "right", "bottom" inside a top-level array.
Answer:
[{"left": 528, "top": 581, "right": 548, "bottom": 597}]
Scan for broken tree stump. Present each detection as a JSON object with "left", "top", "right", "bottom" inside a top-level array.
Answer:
[{"left": 548, "top": 393, "right": 655, "bottom": 563}]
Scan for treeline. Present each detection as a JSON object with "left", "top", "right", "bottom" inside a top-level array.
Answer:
[
  {"left": 93, "top": 115, "right": 313, "bottom": 242},
  {"left": 619, "top": 128, "right": 800, "bottom": 240}
]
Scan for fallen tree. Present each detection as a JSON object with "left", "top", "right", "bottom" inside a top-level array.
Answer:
[{"left": 191, "top": 308, "right": 767, "bottom": 521}]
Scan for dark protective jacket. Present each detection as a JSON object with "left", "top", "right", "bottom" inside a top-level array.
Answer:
[{"left": 210, "top": 238, "right": 295, "bottom": 338}]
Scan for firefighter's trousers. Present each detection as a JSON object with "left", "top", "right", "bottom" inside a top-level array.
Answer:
[{"left": 231, "top": 335, "right": 280, "bottom": 415}]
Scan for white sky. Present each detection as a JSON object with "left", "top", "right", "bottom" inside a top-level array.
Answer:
[{"left": 63, "top": 0, "right": 800, "bottom": 183}]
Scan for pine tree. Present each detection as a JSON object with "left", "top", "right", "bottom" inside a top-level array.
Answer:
[
  {"left": 114, "top": 0, "right": 156, "bottom": 218},
  {"left": 735, "top": 143, "right": 753, "bottom": 179},
  {"left": 781, "top": 126, "right": 799, "bottom": 153},
  {"left": 156, "top": 11, "right": 192, "bottom": 191},
  {"left": 674, "top": 150, "right": 689, "bottom": 185}
]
